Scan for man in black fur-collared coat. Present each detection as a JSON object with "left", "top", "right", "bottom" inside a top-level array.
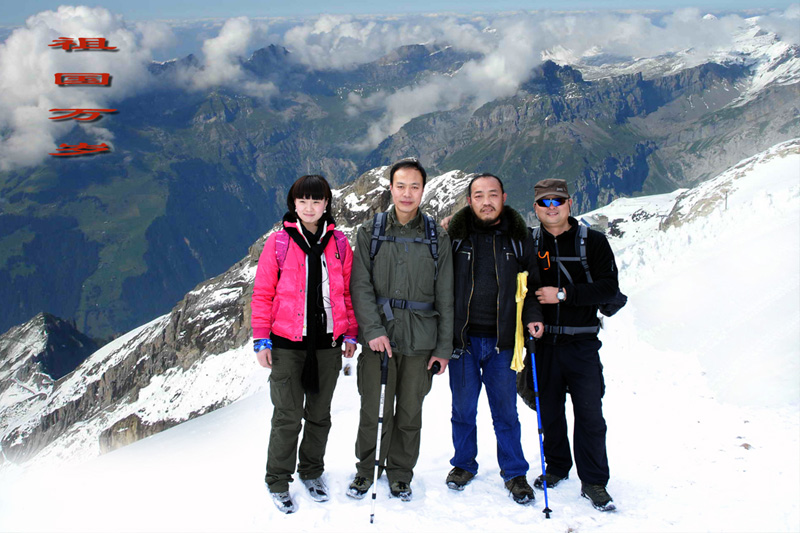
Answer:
[{"left": 444, "top": 173, "right": 544, "bottom": 505}]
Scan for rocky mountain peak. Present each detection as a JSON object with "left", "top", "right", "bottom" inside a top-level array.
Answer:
[
  {"left": 522, "top": 60, "right": 586, "bottom": 93},
  {"left": 244, "top": 45, "right": 292, "bottom": 76},
  {"left": 0, "top": 312, "right": 97, "bottom": 384},
  {"left": 0, "top": 312, "right": 98, "bottom": 455},
  {"left": 376, "top": 43, "right": 445, "bottom": 65}
]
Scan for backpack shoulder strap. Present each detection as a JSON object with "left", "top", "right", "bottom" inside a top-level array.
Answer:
[
  {"left": 369, "top": 212, "right": 387, "bottom": 275},
  {"left": 423, "top": 214, "right": 439, "bottom": 281},
  {"left": 511, "top": 236, "right": 523, "bottom": 262},
  {"left": 452, "top": 238, "right": 464, "bottom": 254},
  {"left": 274, "top": 230, "right": 290, "bottom": 270},
  {"left": 333, "top": 231, "right": 349, "bottom": 267},
  {"left": 577, "top": 225, "right": 593, "bottom": 283}
]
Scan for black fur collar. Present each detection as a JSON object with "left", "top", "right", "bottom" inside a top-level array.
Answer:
[{"left": 448, "top": 205, "right": 529, "bottom": 241}]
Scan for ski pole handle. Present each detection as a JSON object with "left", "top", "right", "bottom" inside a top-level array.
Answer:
[
  {"left": 380, "top": 350, "right": 389, "bottom": 383},
  {"left": 526, "top": 334, "right": 537, "bottom": 354}
]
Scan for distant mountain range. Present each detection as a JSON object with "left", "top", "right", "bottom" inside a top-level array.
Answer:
[{"left": 0, "top": 21, "right": 797, "bottom": 342}]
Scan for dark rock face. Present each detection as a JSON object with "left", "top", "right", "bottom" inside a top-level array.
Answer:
[{"left": 31, "top": 314, "right": 99, "bottom": 382}]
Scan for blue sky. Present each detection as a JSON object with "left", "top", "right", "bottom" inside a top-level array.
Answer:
[{"left": 2, "top": 0, "right": 794, "bottom": 26}]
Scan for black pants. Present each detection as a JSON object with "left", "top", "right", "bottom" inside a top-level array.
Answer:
[{"left": 534, "top": 337, "right": 609, "bottom": 485}]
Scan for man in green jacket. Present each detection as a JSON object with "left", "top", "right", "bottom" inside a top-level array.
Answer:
[{"left": 347, "top": 158, "right": 454, "bottom": 502}]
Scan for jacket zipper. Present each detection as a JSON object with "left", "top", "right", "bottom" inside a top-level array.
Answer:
[
  {"left": 460, "top": 243, "right": 475, "bottom": 387},
  {"left": 493, "top": 234, "right": 501, "bottom": 353},
  {"left": 554, "top": 234, "right": 561, "bottom": 344}
]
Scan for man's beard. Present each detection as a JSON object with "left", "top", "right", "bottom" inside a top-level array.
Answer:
[{"left": 471, "top": 207, "right": 502, "bottom": 228}]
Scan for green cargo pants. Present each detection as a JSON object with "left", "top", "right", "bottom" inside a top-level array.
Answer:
[
  {"left": 265, "top": 345, "right": 342, "bottom": 493},
  {"left": 355, "top": 349, "right": 434, "bottom": 484}
]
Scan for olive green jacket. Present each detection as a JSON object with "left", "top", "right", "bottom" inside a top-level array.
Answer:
[{"left": 350, "top": 207, "right": 454, "bottom": 359}]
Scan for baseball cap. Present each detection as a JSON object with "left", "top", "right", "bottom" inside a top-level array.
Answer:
[{"left": 534, "top": 178, "right": 570, "bottom": 201}]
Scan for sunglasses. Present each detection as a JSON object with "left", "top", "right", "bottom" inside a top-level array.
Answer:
[{"left": 535, "top": 198, "right": 567, "bottom": 207}]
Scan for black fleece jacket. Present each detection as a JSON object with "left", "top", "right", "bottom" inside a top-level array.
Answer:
[
  {"left": 536, "top": 216, "right": 619, "bottom": 344},
  {"left": 448, "top": 206, "right": 543, "bottom": 351}
]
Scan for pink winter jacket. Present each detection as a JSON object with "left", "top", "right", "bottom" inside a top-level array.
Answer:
[{"left": 251, "top": 220, "right": 358, "bottom": 342}]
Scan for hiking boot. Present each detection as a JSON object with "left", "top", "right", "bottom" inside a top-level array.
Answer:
[
  {"left": 301, "top": 477, "right": 329, "bottom": 502},
  {"left": 446, "top": 467, "right": 475, "bottom": 491},
  {"left": 347, "top": 475, "right": 372, "bottom": 499},
  {"left": 533, "top": 473, "right": 568, "bottom": 489},
  {"left": 271, "top": 491, "right": 297, "bottom": 514},
  {"left": 504, "top": 476, "right": 535, "bottom": 505},
  {"left": 390, "top": 481, "right": 412, "bottom": 502},
  {"left": 581, "top": 483, "right": 616, "bottom": 512}
]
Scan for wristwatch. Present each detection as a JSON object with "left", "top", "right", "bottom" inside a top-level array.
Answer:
[{"left": 557, "top": 288, "right": 566, "bottom": 302}]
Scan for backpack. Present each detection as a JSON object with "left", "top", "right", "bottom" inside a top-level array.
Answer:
[
  {"left": 369, "top": 211, "right": 440, "bottom": 280},
  {"left": 274, "top": 229, "right": 350, "bottom": 271},
  {"left": 531, "top": 224, "right": 627, "bottom": 317}
]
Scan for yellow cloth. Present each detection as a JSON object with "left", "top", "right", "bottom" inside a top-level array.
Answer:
[{"left": 511, "top": 271, "right": 528, "bottom": 372}]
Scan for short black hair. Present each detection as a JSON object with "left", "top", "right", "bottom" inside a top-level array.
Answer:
[
  {"left": 287, "top": 174, "right": 332, "bottom": 213},
  {"left": 468, "top": 173, "right": 504, "bottom": 196},
  {"left": 389, "top": 158, "right": 427, "bottom": 186}
]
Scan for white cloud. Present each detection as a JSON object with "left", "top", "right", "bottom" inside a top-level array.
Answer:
[
  {"left": 354, "top": 17, "right": 543, "bottom": 149},
  {"left": 280, "top": 14, "right": 493, "bottom": 71},
  {"left": 757, "top": 4, "right": 800, "bottom": 45},
  {"left": 177, "top": 16, "right": 277, "bottom": 99},
  {"left": 135, "top": 21, "right": 178, "bottom": 51}
]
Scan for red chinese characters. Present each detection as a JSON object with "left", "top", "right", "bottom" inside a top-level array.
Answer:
[
  {"left": 49, "top": 143, "right": 111, "bottom": 157},
  {"left": 49, "top": 108, "right": 117, "bottom": 121},
  {"left": 48, "top": 37, "right": 117, "bottom": 51},
  {"left": 54, "top": 73, "right": 111, "bottom": 86},
  {"left": 49, "top": 37, "right": 118, "bottom": 157}
]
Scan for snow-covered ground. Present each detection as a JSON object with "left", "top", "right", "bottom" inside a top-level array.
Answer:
[{"left": 0, "top": 142, "right": 798, "bottom": 532}]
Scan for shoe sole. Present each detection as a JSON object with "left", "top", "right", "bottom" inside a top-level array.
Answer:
[
  {"left": 391, "top": 492, "right": 412, "bottom": 502},
  {"left": 346, "top": 489, "right": 369, "bottom": 500},
  {"left": 446, "top": 476, "right": 474, "bottom": 491},
  {"left": 302, "top": 480, "right": 329, "bottom": 502},
  {"left": 533, "top": 476, "right": 568, "bottom": 490},
  {"left": 305, "top": 489, "right": 329, "bottom": 502},
  {"left": 271, "top": 495, "right": 297, "bottom": 514},
  {"left": 509, "top": 493, "right": 535, "bottom": 505},
  {"left": 581, "top": 492, "right": 616, "bottom": 512}
]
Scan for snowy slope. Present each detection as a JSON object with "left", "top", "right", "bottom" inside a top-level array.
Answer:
[{"left": 0, "top": 141, "right": 798, "bottom": 532}]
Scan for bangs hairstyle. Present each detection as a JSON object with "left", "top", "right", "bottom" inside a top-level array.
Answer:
[
  {"left": 389, "top": 159, "right": 427, "bottom": 186},
  {"left": 287, "top": 174, "right": 332, "bottom": 213},
  {"left": 468, "top": 173, "right": 505, "bottom": 196}
]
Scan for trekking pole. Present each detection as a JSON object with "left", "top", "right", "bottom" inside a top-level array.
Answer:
[
  {"left": 527, "top": 335, "right": 552, "bottom": 519},
  {"left": 369, "top": 350, "right": 390, "bottom": 524}
]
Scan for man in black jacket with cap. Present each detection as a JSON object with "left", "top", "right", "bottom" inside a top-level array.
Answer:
[{"left": 531, "top": 178, "right": 619, "bottom": 512}]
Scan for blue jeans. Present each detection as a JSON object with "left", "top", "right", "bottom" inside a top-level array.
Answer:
[{"left": 449, "top": 336, "right": 528, "bottom": 481}]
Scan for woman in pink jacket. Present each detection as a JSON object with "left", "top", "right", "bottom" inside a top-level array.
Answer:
[{"left": 251, "top": 174, "right": 357, "bottom": 514}]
